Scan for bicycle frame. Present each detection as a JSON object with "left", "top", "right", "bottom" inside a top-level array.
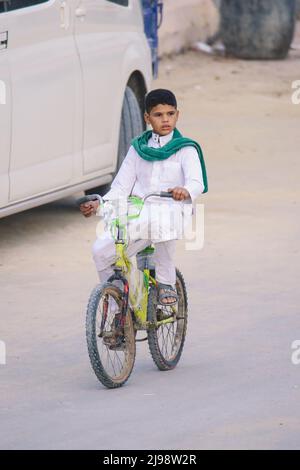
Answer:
[
  {"left": 111, "top": 240, "right": 175, "bottom": 330},
  {"left": 77, "top": 191, "right": 177, "bottom": 329}
]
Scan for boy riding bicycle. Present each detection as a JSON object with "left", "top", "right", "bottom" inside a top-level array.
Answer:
[{"left": 80, "top": 89, "right": 208, "bottom": 306}]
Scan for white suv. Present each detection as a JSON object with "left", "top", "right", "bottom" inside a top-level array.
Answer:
[{"left": 0, "top": 0, "right": 152, "bottom": 217}]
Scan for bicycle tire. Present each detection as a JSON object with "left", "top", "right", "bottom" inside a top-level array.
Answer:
[
  {"left": 147, "top": 269, "right": 188, "bottom": 371},
  {"left": 86, "top": 282, "right": 136, "bottom": 388}
]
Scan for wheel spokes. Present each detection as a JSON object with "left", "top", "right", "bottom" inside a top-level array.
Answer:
[
  {"left": 156, "top": 288, "right": 186, "bottom": 361},
  {"left": 96, "top": 292, "right": 131, "bottom": 380}
]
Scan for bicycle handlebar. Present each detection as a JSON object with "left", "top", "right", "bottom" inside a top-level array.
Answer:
[
  {"left": 76, "top": 191, "right": 174, "bottom": 207},
  {"left": 159, "top": 191, "right": 174, "bottom": 198},
  {"left": 142, "top": 191, "right": 174, "bottom": 202},
  {"left": 76, "top": 194, "right": 103, "bottom": 206}
]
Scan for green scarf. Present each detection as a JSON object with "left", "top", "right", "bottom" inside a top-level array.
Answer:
[{"left": 131, "top": 128, "right": 208, "bottom": 193}]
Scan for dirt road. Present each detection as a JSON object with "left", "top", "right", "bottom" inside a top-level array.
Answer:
[{"left": 1, "top": 25, "right": 300, "bottom": 450}]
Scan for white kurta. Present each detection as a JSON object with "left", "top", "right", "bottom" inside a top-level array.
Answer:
[
  {"left": 93, "top": 130, "right": 205, "bottom": 285},
  {"left": 103, "top": 130, "right": 205, "bottom": 243}
]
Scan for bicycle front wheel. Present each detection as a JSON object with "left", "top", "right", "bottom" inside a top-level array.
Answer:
[
  {"left": 86, "top": 282, "right": 136, "bottom": 388},
  {"left": 147, "top": 269, "right": 188, "bottom": 371}
]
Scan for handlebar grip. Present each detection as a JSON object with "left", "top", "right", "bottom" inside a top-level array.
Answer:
[
  {"left": 159, "top": 191, "right": 173, "bottom": 198},
  {"left": 76, "top": 194, "right": 100, "bottom": 206}
]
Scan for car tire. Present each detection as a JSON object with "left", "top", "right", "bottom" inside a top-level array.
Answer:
[
  {"left": 85, "top": 86, "right": 144, "bottom": 196},
  {"left": 220, "top": 0, "right": 296, "bottom": 59}
]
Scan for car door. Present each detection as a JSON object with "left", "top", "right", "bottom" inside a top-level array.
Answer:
[
  {"left": 0, "top": 11, "right": 11, "bottom": 208},
  {"left": 73, "top": 0, "right": 135, "bottom": 175},
  {"left": 6, "top": 0, "right": 80, "bottom": 203}
]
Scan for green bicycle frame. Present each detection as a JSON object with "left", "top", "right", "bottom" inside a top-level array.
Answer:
[{"left": 109, "top": 196, "right": 176, "bottom": 329}]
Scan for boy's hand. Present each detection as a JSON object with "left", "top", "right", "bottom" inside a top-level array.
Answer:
[
  {"left": 79, "top": 200, "right": 99, "bottom": 217},
  {"left": 168, "top": 187, "right": 191, "bottom": 201}
]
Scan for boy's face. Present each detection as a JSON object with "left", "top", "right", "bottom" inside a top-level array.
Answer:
[{"left": 144, "top": 104, "right": 179, "bottom": 136}]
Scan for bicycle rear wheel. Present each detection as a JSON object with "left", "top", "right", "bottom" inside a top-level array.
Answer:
[
  {"left": 147, "top": 269, "right": 188, "bottom": 371},
  {"left": 86, "top": 282, "right": 136, "bottom": 388}
]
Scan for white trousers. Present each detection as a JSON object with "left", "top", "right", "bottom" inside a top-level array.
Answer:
[{"left": 92, "top": 231, "right": 176, "bottom": 286}]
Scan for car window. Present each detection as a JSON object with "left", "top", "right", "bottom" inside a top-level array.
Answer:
[
  {"left": 106, "top": 0, "right": 129, "bottom": 6},
  {"left": 0, "top": 0, "right": 49, "bottom": 14}
]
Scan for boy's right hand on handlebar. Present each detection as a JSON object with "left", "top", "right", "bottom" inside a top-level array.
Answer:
[{"left": 80, "top": 200, "right": 99, "bottom": 218}]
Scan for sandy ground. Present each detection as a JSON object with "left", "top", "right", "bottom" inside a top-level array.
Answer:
[{"left": 0, "top": 24, "right": 300, "bottom": 450}]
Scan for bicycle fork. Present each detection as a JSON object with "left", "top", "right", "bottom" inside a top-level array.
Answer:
[{"left": 107, "top": 271, "right": 129, "bottom": 332}]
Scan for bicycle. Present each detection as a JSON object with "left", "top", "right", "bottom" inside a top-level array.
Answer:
[{"left": 77, "top": 192, "right": 188, "bottom": 389}]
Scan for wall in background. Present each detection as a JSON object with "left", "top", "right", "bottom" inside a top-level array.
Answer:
[{"left": 158, "top": 0, "right": 220, "bottom": 56}]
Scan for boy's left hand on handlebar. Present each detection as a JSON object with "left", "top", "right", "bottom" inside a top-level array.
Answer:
[{"left": 168, "top": 187, "right": 190, "bottom": 201}]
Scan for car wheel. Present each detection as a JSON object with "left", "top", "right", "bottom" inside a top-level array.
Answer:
[
  {"left": 220, "top": 0, "right": 296, "bottom": 59},
  {"left": 85, "top": 86, "right": 144, "bottom": 196}
]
